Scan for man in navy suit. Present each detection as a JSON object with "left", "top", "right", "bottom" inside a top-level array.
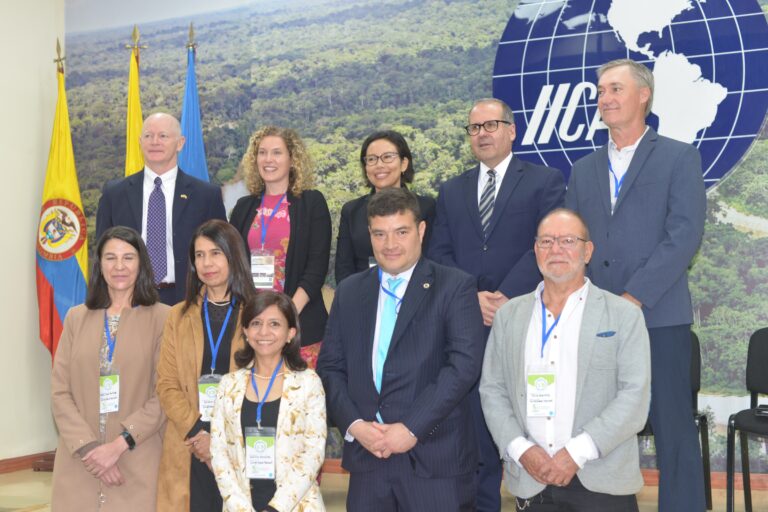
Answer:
[
  {"left": 428, "top": 98, "right": 565, "bottom": 510},
  {"left": 565, "top": 59, "right": 707, "bottom": 511},
  {"left": 96, "top": 112, "right": 226, "bottom": 305},
  {"left": 317, "top": 187, "right": 485, "bottom": 511}
]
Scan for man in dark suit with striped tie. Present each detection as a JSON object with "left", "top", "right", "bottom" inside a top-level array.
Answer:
[
  {"left": 428, "top": 98, "right": 566, "bottom": 510},
  {"left": 318, "top": 188, "right": 485, "bottom": 511}
]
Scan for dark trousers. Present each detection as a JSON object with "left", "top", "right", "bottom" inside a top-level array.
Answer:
[
  {"left": 190, "top": 456, "right": 222, "bottom": 512},
  {"left": 648, "top": 325, "right": 706, "bottom": 511},
  {"left": 515, "top": 477, "right": 638, "bottom": 512},
  {"left": 346, "top": 453, "right": 475, "bottom": 512},
  {"left": 471, "top": 386, "right": 503, "bottom": 511}
]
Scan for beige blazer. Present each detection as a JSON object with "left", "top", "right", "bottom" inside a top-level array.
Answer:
[
  {"left": 51, "top": 303, "right": 169, "bottom": 512},
  {"left": 155, "top": 298, "right": 245, "bottom": 512},
  {"left": 210, "top": 367, "right": 326, "bottom": 512}
]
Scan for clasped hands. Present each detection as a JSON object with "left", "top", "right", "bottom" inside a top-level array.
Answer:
[
  {"left": 349, "top": 421, "right": 417, "bottom": 459},
  {"left": 185, "top": 430, "right": 213, "bottom": 470},
  {"left": 81, "top": 436, "right": 129, "bottom": 487},
  {"left": 478, "top": 291, "right": 509, "bottom": 326},
  {"left": 519, "top": 445, "right": 579, "bottom": 488}
]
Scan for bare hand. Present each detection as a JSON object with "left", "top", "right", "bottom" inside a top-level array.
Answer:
[
  {"left": 478, "top": 291, "right": 508, "bottom": 326},
  {"left": 185, "top": 431, "right": 211, "bottom": 463},
  {"left": 621, "top": 292, "right": 642, "bottom": 308},
  {"left": 348, "top": 421, "right": 386, "bottom": 458},
  {"left": 99, "top": 464, "right": 125, "bottom": 487},
  {"left": 371, "top": 422, "right": 417, "bottom": 455},
  {"left": 519, "top": 445, "right": 555, "bottom": 485},
  {"left": 82, "top": 436, "right": 128, "bottom": 477},
  {"left": 548, "top": 448, "right": 579, "bottom": 487}
]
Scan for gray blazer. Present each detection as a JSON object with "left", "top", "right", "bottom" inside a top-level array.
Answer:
[
  {"left": 479, "top": 282, "right": 651, "bottom": 498},
  {"left": 565, "top": 128, "right": 706, "bottom": 328}
]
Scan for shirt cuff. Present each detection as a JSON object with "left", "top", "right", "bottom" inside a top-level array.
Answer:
[
  {"left": 564, "top": 432, "right": 599, "bottom": 468},
  {"left": 506, "top": 436, "right": 536, "bottom": 467},
  {"left": 345, "top": 419, "right": 364, "bottom": 442}
]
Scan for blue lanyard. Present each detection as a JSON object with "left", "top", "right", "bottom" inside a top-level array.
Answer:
[
  {"left": 103, "top": 311, "right": 117, "bottom": 363},
  {"left": 258, "top": 194, "right": 286, "bottom": 248},
  {"left": 608, "top": 160, "right": 626, "bottom": 200},
  {"left": 203, "top": 293, "right": 235, "bottom": 374},
  {"left": 250, "top": 359, "right": 283, "bottom": 428},
  {"left": 378, "top": 268, "right": 404, "bottom": 313},
  {"left": 540, "top": 298, "right": 561, "bottom": 358}
]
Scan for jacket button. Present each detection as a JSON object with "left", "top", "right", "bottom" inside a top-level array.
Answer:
[
  {"left": 483, "top": 245, "right": 488, "bottom": 251},
  {"left": 603, "top": 260, "right": 610, "bottom": 267}
]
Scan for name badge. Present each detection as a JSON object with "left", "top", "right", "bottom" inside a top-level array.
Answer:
[
  {"left": 245, "top": 426, "right": 276, "bottom": 479},
  {"left": 526, "top": 365, "right": 556, "bottom": 417},
  {"left": 198, "top": 373, "right": 222, "bottom": 422},
  {"left": 251, "top": 250, "right": 276, "bottom": 289},
  {"left": 99, "top": 374, "right": 120, "bottom": 413}
]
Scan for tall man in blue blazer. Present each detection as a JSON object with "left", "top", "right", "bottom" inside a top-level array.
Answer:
[
  {"left": 565, "top": 59, "right": 707, "bottom": 511},
  {"left": 317, "top": 188, "right": 485, "bottom": 511},
  {"left": 428, "top": 98, "right": 565, "bottom": 510},
  {"left": 96, "top": 112, "right": 226, "bottom": 305}
]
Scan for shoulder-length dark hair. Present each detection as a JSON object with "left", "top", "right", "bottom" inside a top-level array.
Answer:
[
  {"left": 183, "top": 219, "right": 255, "bottom": 313},
  {"left": 234, "top": 291, "right": 307, "bottom": 372},
  {"left": 85, "top": 226, "right": 158, "bottom": 309},
  {"left": 359, "top": 130, "right": 415, "bottom": 187}
]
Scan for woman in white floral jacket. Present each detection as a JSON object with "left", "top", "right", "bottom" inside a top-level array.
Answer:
[{"left": 211, "top": 291, "right": 326, "bottom": 512}]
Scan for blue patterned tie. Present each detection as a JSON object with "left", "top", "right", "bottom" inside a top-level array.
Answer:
[
  {"left": 479, "top": 169, "right": 496, "bottom": 236},
  {"left": 146, "top": 177, "right": 167, "bottom": 285},
  {"left": 375, "top": 277, "right": 404, "bottom": 395}
]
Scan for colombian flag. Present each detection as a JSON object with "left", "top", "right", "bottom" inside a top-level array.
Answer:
[
  {"left": 36, "top": 68, "right": 88, "bottom": 359},
  {"left": 125, "top": 45, "right": 144, "bottom": 176}
]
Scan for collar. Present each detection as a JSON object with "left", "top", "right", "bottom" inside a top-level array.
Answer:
[
  {"left": 144, "top": 166, "right": 178, "bottom": 184},
  {"left": 608, "top": 126, "right": 649, "bottom": 153},
  {"left": 380, "top": 261, "right": 417, "bottom": 285},
  {"left": 480, "top": 151, "right": 513, "bottom": 179},
  {"left": 535, "top": 277, "right": 590, "bottom": 305}
]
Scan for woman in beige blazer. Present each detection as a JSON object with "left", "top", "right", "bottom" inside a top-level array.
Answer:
[
  {"left": 156, "top": 220, "right": 255, "bottom": 512},
  {"left": 51, "top": 226, "right": 169, "bottom": 511},
  {"left": 211, "top": 291, "right": 326, "bottom": 512}
]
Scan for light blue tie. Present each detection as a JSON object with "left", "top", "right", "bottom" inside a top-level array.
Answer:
[{"left": 375, "top": 277, "right": 404, "bottom": 395}]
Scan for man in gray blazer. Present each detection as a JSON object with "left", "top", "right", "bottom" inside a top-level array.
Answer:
[
  {"left": 480, "top": 208, "right": 650, "bottom": 511},
  {"left": 565, "top": 59, "right": 706, "bottom": 511}
]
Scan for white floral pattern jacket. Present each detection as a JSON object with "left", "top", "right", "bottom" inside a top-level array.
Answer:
[{"left": 210, "top": 367, "right": 327, "bottom": 511}]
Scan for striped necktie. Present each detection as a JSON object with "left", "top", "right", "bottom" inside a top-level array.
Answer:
[{"left": 479, "top": 169, "right": 496, "bottom": 236}]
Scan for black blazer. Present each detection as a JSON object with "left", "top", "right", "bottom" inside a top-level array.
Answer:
[
  {"left": 95, "top": 169, "right": 227, "bottom": 305},
  {"left": 335, "top": 192, "right": 436, "bottom": 284},
  {"left": 229, "top": 189, "right": 331, "bottom": 345}
]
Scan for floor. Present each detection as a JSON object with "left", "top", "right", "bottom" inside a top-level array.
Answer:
[{"left": 1, "top": 470, "right": 766, "bottom": 511}]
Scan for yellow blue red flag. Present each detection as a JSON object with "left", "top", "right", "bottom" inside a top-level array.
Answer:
[{"left": 125, "top": 45, "right": 144, "bottom": 176}]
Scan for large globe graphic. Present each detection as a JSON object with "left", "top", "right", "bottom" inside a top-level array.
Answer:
[{"left": 493, "top": 0, "right": 768, "bottom": 188}]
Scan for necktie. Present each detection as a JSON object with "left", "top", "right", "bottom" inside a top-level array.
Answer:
[
  {"left": 147, "top": 177, "right": 167, "bottom": 285},
  {"left": 479, "top": 169, "right": 496, "bottom": 236},
  {"left": 374, "top": 277, "right": 404, "bottom": 394}
]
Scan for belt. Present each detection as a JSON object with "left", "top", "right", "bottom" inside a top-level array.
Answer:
[{"left": 156, "top": 282, "right": 176, "bottom": 290}]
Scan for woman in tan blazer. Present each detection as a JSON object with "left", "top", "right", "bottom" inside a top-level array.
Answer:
[
  {"left": 210, "top": 291, "right": 326, "bottom": 512},
  {"left": 51, "top": 226, "right": 169, "bottom": 511},
  {"left": 156, "top": 220, "right": 255, "bottom": 512}
]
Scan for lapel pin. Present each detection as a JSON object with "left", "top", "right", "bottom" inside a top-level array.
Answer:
[
  {"left": 423, "top": 283, "right": 430, "bottom": 289},
  {"left": 180, "top": 194, "right": 188, "bottom": 199}
]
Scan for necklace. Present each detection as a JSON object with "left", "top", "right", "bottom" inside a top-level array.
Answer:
[
  {"left": 208, "top": 299, "right": 231, "bottom": 306},
  {"left": 253, "top": 371, "right": 285, "bottom": 379}
]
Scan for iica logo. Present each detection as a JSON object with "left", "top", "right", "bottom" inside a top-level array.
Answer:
[{"left": 494, "top": 0, "right": 768, "bottom": 188}]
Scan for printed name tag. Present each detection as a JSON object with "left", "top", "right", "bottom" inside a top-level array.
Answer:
[
  {"left": 526, "top": 365, "right": 556, "bottom": 418},
  {"left": 251, "top": 251, "right": 276, "bottom": 289},
  {"left": 99, "top": 374, "right": 120, "bottom": 413},
  {"left": 198, "top": 374, "right": 222, "bottom": 422},
  {"left": 245, "top": 426, "right": 276, "bottom": 479}
]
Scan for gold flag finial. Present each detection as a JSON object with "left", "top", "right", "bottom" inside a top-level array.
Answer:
[
  {"left": 187, "top": 22, "right": 196, "bottom": 49},
  {"left": 125, "top": 25, "right": 148, "bottom": 51},
  {"left": 54, "top": 38, "right": 65, "bottom": 72}
]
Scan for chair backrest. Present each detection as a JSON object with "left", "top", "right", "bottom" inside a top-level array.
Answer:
[
  {"left": 746, "top": 327, "right": 768, "bottom": 406},
  {"left": 691, "top": 331, "right": 701, "bottom": 411}
]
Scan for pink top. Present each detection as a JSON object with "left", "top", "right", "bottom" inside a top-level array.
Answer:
[{"left": 247, "top": 194, "right": 291, "bottom": 292}]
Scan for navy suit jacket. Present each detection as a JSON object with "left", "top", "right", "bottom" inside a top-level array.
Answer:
[
  {"left": 565, "top": 128, "right": 706, "bottom": 328},
  {"left": 428, "top": 156, "right": 565, "bottom": 299},
  {"left": 317, "top": 258, "right": 484, "bottom": 477},
  {"left": 95, "top": 169, "right": 227, "bottom": 305}
]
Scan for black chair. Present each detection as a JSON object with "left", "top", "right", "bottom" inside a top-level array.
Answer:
[
  {"left": 726, "top": 327, "right": 768, "bottom": 512},
  {"left": 638, "top": 331, "right": 712, "bottom": 510}
]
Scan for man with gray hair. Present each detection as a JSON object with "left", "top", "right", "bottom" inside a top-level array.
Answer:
[
  {"left": 565, "top": 58, "right": 707, "bottom": 511},
  {"left": 429, "top": 98, "right": 565, "bottom": 510}
]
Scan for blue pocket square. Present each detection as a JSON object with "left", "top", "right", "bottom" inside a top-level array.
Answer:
[{"left": 596, "top": 331, "right": 616, "bottom": 338}]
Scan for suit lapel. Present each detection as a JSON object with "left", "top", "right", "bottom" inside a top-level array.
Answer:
[
  {"left": 462, "top": 167, "right": 485, "bottom": 239},
  {"left": 513, "top": 293, "right": 536, "bottom": 419},
  {"left": 388, "top": 259, "right": 433, "bottom": 352},
  {"left": 573, "top": 283, "right": 604, "bottom": 412},
  {"left": 127, "top": 172, "right": 144, "bottom": 229},
  {"left": 592, "top": 147, "right": 612, "bottom": 218},
  {"left": 172, "top": 169, "right": 192, "bottom": 231},
  {"left": 360, "top": 269, "right": 380, "bottom": 388},
  {"left": 613, "top": 128, "right": 656, "bottom": 213},
  {"left": 486, "top": 156, "right": 524, "bottom": 238}
]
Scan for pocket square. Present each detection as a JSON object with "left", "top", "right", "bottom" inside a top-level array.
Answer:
[{"left": 596, "top": 331, "right": 616, "bottom": 338}]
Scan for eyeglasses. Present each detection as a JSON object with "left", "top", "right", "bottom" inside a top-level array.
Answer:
[
  {"left": 464, "top": 120, "right": 511, "bottom": 136},
  {"left": 535, "top": 235, "right": 588, "bottom": 249},
  {"left": 362, "top": 152, "right": 400, "bottom": 166}
]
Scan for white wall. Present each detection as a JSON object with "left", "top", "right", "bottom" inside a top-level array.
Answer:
[{"left": 0, "top": 0, "right": 65, "bottom": 459}]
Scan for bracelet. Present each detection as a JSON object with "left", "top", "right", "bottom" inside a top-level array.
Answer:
[{"left": 120, "top": 431, "right": 136, "bottom": 451}]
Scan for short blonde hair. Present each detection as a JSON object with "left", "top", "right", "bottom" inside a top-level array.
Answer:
[{"left": 241, "top": 126, "right": 314, "bottom": 196}]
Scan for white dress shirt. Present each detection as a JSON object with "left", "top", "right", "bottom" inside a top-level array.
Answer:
[
  {"left": 506, "top": 279, "right": 599, "bottom": 469},
  {"left": 141, "top": 166, "right": 177, "bottom": 284},
  {"left": 477, "top": 151, "right": 513, "bottom": 204},
  {"left": 607, "top": 126, "right": 649, "bottom": 210}
]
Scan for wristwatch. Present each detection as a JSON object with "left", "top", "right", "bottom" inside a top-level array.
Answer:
[{"left": 120, "top": 431, "right": 136, "bottom": 451}]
